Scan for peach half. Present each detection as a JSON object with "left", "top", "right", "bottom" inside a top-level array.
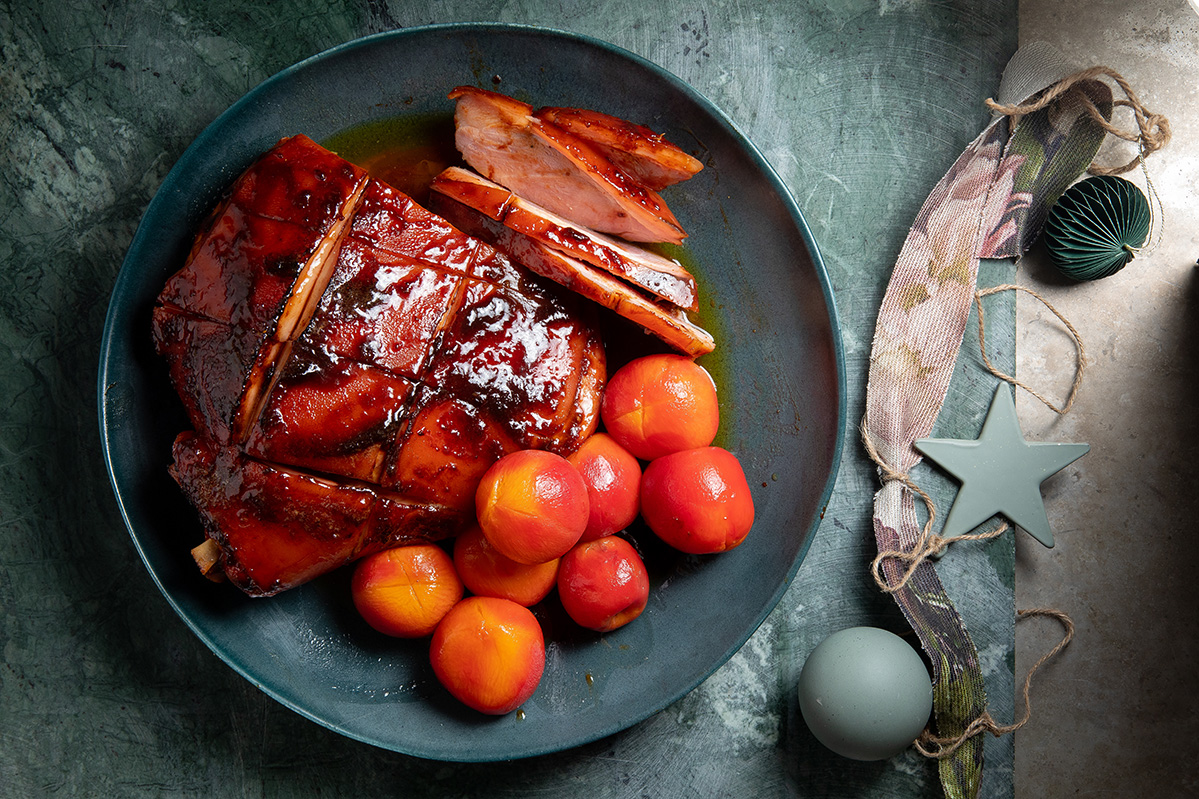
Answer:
[
  {"left": 566, "top": 433, "right": 642, "bottom": 541},
  {"left": 640, "top": 446, "right": 755, "bottom": 554},
  {"left": 453, "top": 524, "right": 560, "bottom": 607},
  {"left": 600, "top": 354, "right": 719, "bottom": 461},
  {"left": 429, "top": 596, "right": 546, "bottom": 715},
  {"left": 557, "top": 536, "right": 650, "bottom": 632},
  {"left": 351, "top": 544, "right": 463, "bottom": 638},
  {"left": 475, "top": 449, "right": 589, "bottom": 565}
]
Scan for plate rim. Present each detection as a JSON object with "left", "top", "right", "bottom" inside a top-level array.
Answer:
[{"left": 97, "top": 21, "right": 847, "bottom": 761}]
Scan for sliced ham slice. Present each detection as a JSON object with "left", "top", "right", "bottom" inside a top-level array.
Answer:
[
  {"left": 449, "top": 86, "right": 687, "bottom": 245},
  {"left": 535, "top": 106, "right": 703, "bottom": 190},
  {"left": 430, "top": 190, "right": 715, "bottom": 358},
  {"left": 430, "top": 166, "right": 698, "bottom": 311}
]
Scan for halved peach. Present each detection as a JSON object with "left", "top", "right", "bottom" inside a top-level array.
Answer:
[
  {"left": 351, "top": 544, "right": 463, "bottom": 638},
  {"left": 475, "top": 449, "right": 589, "bottom": 565},
  {"left": 429, "top": 596, "right": 545, "bottom": 715},
  {"left": 453, "top": 524, "right": 559, "bottom": 607},
  {"left": 558, "top": 536, "right": 650, "bottom": 632},
  {"left": 600, "top": 354, "right": 719, "bottom": 460},
  {"left": 640, "top": 447, "right": 755, "bottom": 554},
  {"left": 566, "top": 433, "right": 641, "bottom": 541}
]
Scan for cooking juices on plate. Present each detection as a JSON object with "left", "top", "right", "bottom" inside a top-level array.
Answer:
[{"left": 152, "top": 86, "right": 752, "bottom": 715}]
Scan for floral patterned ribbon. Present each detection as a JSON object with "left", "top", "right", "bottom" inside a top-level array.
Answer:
[{"left": 862, "top": 60, "right": 1113, "bottom": 798}]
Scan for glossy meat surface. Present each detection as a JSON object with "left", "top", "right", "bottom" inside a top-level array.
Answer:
[
  {"left": 431, "top": 188, "right": 715, "bottom": 358},
  {"left": 536, "top": 106, "right": 703, "bottom": 190},
  {"left": 430, "top": 166, "right": 698, "bottom": 311},
  {"left": 155, "top": 137, "right": 368, "bottom": 444},
  {"left": 243, "top": 343, "right": 415, "bottom": 482},
  {"left": 155, "top": 135, "right": 604, "bottom": 596},
  {"left": 151, "top": 306, "right": 277, "bottom": 445},
  {"left": 170, "top": 431, "right": 461, "bottom": 597},
  {"left": 449, "top": 86, "right": 687, "bottom": 244}
]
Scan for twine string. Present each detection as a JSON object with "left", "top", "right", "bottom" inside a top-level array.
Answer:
[
  {"left": 975, "top": 283, "right": 1086, "bottom": 415},
  {"left": 861, "top": 426, "right": 1011, "bottom": 594},
  {"left": 985, "top": 65, "right": 1171, "bottom": 176},
  {"left": 914, "top": 608, "right": 1076, "bottom": 760},
  {"left": 865, "top": 431, "right": 1080, "bottom": 759},
  {"left": 866, "top": 66, "right": 1135, "bottom": 584},
  {"left": 863, "top": 287, "right": 1086, "bottom": 751},
  {"left": 861, "top": 425, "right": 936, "bottom": 592},
  {"left": 1138, "top": 148, "right": 1166, "bottom": 254},
  {"left": 865, "top": 284, "right": 1085, "bottom": 592}
]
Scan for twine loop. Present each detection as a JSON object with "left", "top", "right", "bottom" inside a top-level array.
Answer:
[
  {"left": 862, "top": 285, "right": 1086, "bottom": 593},
  {"left": 865, "top": 284, "right": 1088, "bottom": 759},
  {"left": 985, "top": 65, "right": 1171, "bottom": 177},
  {"left": 975, "top": 283, "right": 1086, "bottom": 415},
  {"left": 915, "top": 608, "right": 1076, "bottom": 759}
]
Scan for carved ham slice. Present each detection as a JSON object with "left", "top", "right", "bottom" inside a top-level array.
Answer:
[
  {"left": 154, "top": 135, "right": 604, "bottom": 597},
  {"left": 430, "top": 166, "right": 698, "bottom": 311},
  {"left": 535, "top": 106, "right": 703, "bottom": 190},
  {"left": 431, "top": 185, "right": 715, "bottom": 358},
  {"left": 449, "top": 86, "right": 687, "bottom": 244}
]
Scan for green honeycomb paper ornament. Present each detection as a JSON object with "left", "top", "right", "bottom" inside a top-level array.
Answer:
[{"left": 1042, "top": 175, "right": 1151, "bottom": 281}]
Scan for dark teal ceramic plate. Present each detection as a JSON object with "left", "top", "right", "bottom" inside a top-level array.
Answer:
[{"left": 98, "top": 24, "right": 844, "bottom": 762}]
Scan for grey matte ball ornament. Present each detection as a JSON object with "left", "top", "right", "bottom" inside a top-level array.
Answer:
[{"left": 798, "top": 627, "right": 933, "bottom": 761}]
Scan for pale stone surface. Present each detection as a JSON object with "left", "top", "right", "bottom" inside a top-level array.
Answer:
[{"left": 1016, "top": 1, "right": 1199, "bottom": 796}]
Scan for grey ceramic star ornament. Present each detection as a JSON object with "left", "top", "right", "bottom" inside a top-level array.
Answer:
[{"left": 914, "top": 384, "right": 1089, "bottom": 548}]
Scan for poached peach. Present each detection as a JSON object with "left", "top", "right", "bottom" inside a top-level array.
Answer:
[
  {"left": 640, "top": 446, "right": 755, "bottom": 554},
  {"left": 453, "top": 524, "right": 560, "bottom": 607},
  {"left": 566, "top": 433, "right": 642, "bottom": 541},
  {"left": 351, "top": 544, "right": 464, "bottom": 638},
  {"left": 557, "top": 536, "right": 650, "bottom": 632},
  {"left": 429, "top": 595, "right": 545, "bottom": 715},
  {"left": 600, "top": 354, "right": 719, "bottom": 461},
  {"left": 475, "top": 449, "right": 589, "bottom": 565}
]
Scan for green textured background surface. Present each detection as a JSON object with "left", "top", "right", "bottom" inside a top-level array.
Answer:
[{"left": 1, "top": 1, "right": 1016, "bottom": 796}]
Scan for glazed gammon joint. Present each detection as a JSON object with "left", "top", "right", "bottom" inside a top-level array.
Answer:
[{"left": 153, "top": 135, "right": 605, "bottom": 597}]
